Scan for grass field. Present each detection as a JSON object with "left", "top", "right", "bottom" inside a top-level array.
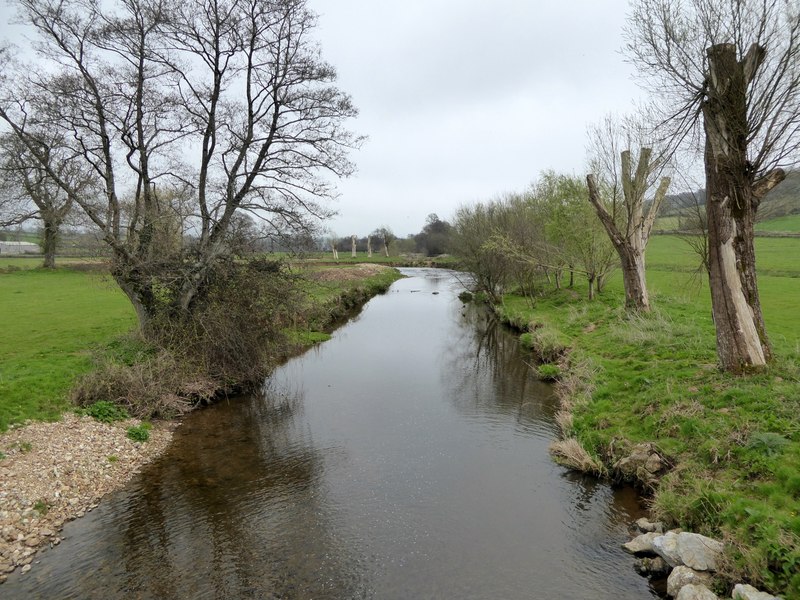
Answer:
[
  {"left": 0, "top": 268, "right": 135, "bottom": 431},
  {"left": 496, "top": 234, "right": 800, "bottom": 597},
  {"left": 755, "top": 214, "right": 800, "bottom": 233}
]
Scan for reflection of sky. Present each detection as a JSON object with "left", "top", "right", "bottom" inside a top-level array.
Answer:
[{"left": 2, "top": 269, "right": 658, "bottom": 600}]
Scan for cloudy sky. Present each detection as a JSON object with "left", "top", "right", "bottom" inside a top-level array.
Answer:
[
  {"left": 0, "top": 0, "right": 645, "bottom": 238},
  {"left": 310, "top": 0, "right": 644, "bottom": 237}
]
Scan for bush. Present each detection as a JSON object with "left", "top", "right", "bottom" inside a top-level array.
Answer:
[
  {"left": 126, "top": 422, "right": 151, "bottom": 442},
  {"left": 72, "top": 258, "right": 299, "bottom": 419},
  {"left": 72, "top": 350, "right": 209, "bottom": 419},
  {"left": 81, "top": 400, "right": 129, "bottom": 423},
  {"left": 149, "top": 257, "right": 301, "bottom": 386}
]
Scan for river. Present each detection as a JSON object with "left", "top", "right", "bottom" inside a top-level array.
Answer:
[{"left": 3, "top": 268, "right": 660, "bottom": 599}]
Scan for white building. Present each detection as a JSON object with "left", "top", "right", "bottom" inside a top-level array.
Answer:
[{"left": 0, "top": 241, "right": 40, "bottom": 255}]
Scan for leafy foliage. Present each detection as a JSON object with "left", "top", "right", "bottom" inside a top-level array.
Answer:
[
  {"left": 126, "top": 422, "right": 151, "bottom": 443},
  {"left": 81, "top": 400, "right": 129, "bottom": 423}
]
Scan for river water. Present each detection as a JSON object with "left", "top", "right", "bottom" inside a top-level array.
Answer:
[{"left": 4, "top": 268, "right": 660, "bottom": 599}]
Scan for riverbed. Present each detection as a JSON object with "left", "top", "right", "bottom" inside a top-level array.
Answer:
[{"left": 2, "top": 268, "right": 660, "bottom": 599}]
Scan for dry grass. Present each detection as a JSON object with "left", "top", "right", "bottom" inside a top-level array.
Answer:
[
  {"left": 306, "top": 263, "right": 392, "bottom": 282},
  {"left": 549, "top": 438, "right": 605, "bottom": 475}
]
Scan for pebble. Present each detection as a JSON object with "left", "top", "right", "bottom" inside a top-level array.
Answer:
[{"left": 0, "top": 414, "right": 174, "bottom": 582}]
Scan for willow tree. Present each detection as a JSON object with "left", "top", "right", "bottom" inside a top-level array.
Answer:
[
  {"left": 625, "top": 0, "right": 800, "bottom": 371},
  {"left": 0, "top": 0, "right": 360, "bottom": 330},
  {"left": 586, "top": 116, "right": 671, "bottom": 311}
]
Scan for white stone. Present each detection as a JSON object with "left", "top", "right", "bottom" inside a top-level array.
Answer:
[
  {"left": 653, "top": 531, "right": 724, "bottom": 571},
  {"left": 636, "top": 517, "right": 664, "bottom": 533},
  {"left": 624, "top": 532, "right": 659, "bottom": 554},
  {"left": 653, "top": 532, "right": 682, "bottom": 567},
  {"left": 675, "top": 584, "right": 719, "bottom": 600},
  {"left": 732, "top": 583, "right": 781, "bottom": 600},
  {"left": 668, "top": 565, "right": 713, "bottom": 598}
]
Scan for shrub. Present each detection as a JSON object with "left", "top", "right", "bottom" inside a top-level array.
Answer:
[
  {"left": 81, "top": 400, "right": 129, "bottom": 423},
  {"left": 149, "top": 257, "right": 301, "bottom": 386},
  {"left": 72, "top": 351, "right": 206, "bottom": 419},
  {"left": 126, "top": 422, "right": 151, "bottom": 442}
]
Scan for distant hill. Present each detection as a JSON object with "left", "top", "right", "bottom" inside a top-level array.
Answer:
[
  {"left": 660, "top": 170, "right": 800, "bottom": 220},
  {"left": 760, "top": 170, "right": 800, "bottom": 219}
]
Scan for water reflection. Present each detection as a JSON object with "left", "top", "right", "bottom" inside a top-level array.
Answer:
[
  {"left": 3, "top": 269, "right": 658, "bottom": 600},
  {"left": 444, "top": 301, "right": 559, "bottom": 434}
]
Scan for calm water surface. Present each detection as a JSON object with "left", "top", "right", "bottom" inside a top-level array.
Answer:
[{"left": 5, "top": 268, "right": 659, "bottom": 599}]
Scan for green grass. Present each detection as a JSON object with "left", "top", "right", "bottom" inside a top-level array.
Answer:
[
  {"left": 495, "top": 234, "right": 800, "bottom": 597},
  {"left": 653, "top": 215, "right": 681, "bottom": 231},
  {"left": 0, "top": 268, "right": 136, "bottom": 431},
  {"left": 756, "top": 214, "right": 800, "bottom": 233}
]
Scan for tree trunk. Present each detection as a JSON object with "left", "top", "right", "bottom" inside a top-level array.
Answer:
[
  {"left": 620, "top": 247, "right": 649, "bottom": 311},
  {"left": 586, "top": 162, "right": 667, "bottom": 313},
  {"left": 41, "top": 216, "right": 59, "bottom": 269},
  {"left": 703, "top": 43, "right": 775, "bottom": 372},
  {"left": 111, "top": 269, "right": 153, "bottom": 332},
  {"left": 587, "top": 275, "right": 595, "bottom": 300}
]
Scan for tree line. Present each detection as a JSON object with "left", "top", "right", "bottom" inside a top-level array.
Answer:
[{"left": 453, "top": 0, "right": 799, "bottom": 374}]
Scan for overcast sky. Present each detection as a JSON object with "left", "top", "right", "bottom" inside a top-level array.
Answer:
[
  {"left": 0, "top": 0, "right": 645, "bottom": 238},
  {"left": 310, "top": 0, "right": 644, "bottom": 237}
]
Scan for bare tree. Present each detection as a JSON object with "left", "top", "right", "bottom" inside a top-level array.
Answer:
[
  {"left": 328, "top": 232, "right": 339, "bottom": 260},
  {"left": 0, "top": 0, "right": 360, "bottom": 330},
  {"left": 0, "top": 132, "right": 93, "bottom": 268},
  {"left": 373, "top": 226, "right": 394, "bottom": 257},
  {"left": 586, "top": 115, "right": 671, "bottom": 311},
  {"left": 625, "top": 0, "right": 800, "bottom": 371}
]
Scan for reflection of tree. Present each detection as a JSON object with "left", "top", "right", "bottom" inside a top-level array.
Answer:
[
  {"left": 444, "top": 303, "right": 559, "bottom": 431},
  {"left": 78, "top": 383, "right": 373, "bottom": 599}
]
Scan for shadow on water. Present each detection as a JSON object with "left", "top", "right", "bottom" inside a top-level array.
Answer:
[{"left": 3, "top": 268, "right": 662, "bottom": 599}]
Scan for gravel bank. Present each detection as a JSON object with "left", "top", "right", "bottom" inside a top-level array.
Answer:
[{"left": 0, "top": 414, "right": 175, "bottom": 582}]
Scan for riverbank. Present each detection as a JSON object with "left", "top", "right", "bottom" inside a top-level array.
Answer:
[
  {"left": 0, "top": 415, "right": 175, "bottom": 582},
  {"left": 491, "top": 276, "right": 800, "bottom": 598},
  {"left": 0, "top": 262, "right": 403, "bottom": 583}
]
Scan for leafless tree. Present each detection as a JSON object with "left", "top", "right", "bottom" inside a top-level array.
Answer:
[
  {"left": 0, "top": 132, "right": 95, "bottom": 267},
  {"left": 625, "top": 0, "right": 800, "bottom": 371},
  {"left": 373, "top": 226, "right": 394, "bottom": 257},
  {"left": 0, "top": 0, "right": 360, "bottom": 329},
  {"left": 586, "top": 114, "right": 671, "bottom": 311}
]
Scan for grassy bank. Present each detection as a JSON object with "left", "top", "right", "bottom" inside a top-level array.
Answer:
[
  {"left": 494, "top": 235, "right": 800, "bottom": 597},
  {"left": 0, "top": 262, "right": 402, "bottom": 432}
]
